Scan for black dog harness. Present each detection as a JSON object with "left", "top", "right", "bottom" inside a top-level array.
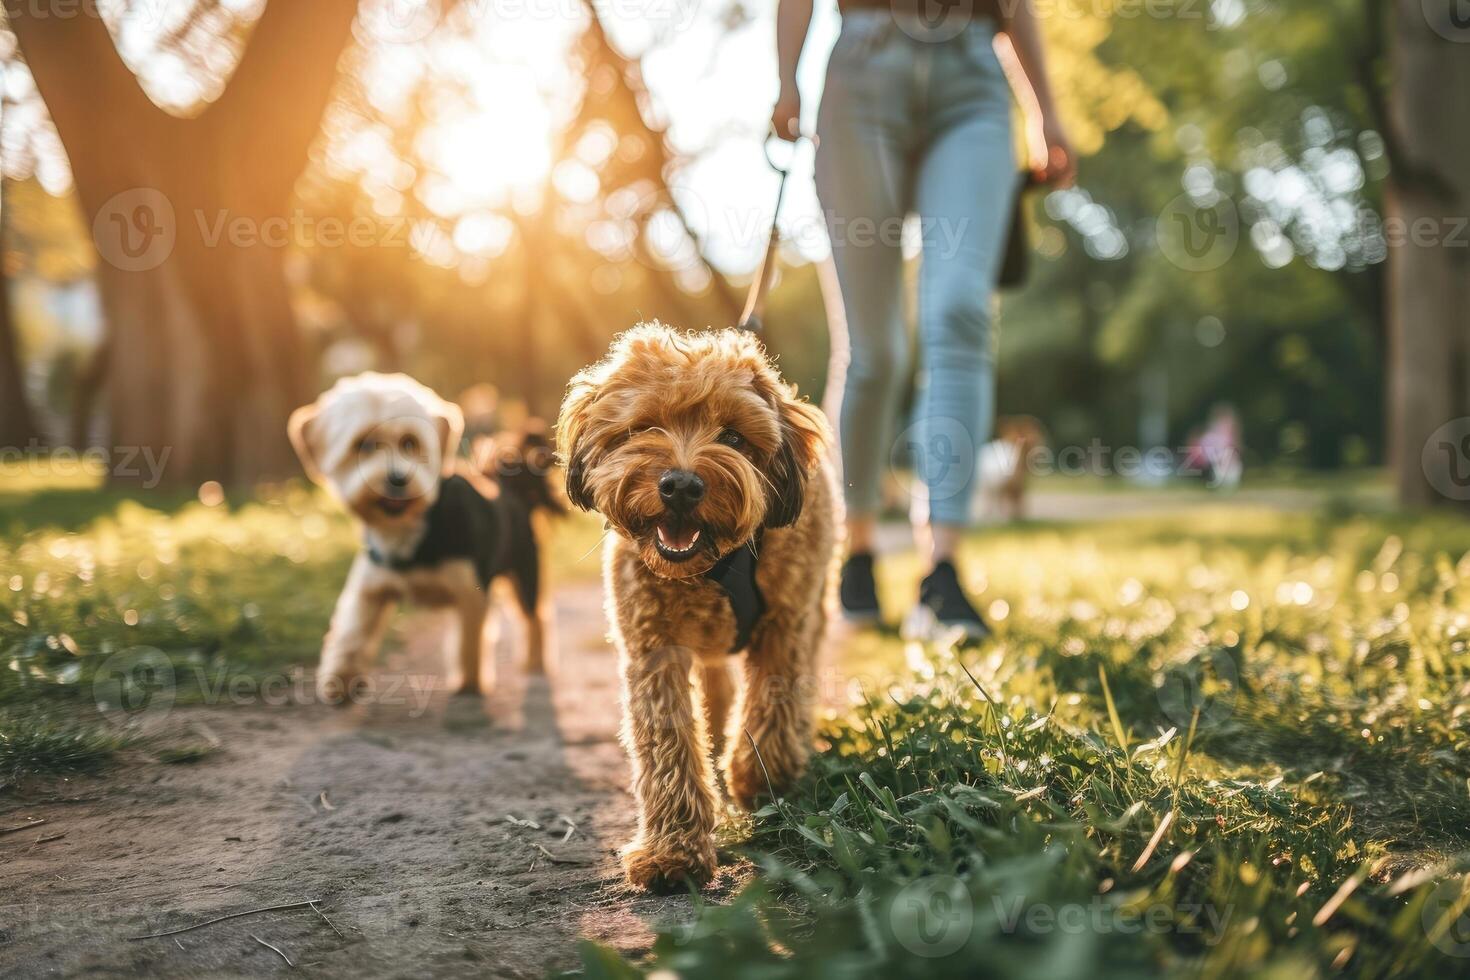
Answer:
[
  {"left": 703, "top": 532, "right": 766, "bottom": 653},
  {"left": 365, "top": 474, "right": 537, "bottom": 607}
]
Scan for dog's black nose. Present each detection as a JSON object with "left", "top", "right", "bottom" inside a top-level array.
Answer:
[
  {"left": 386, "top": 469, "right": 411, "bottom": 491},
  {"left": 659, "top": 469, "right": 705, "bottom": 510}
]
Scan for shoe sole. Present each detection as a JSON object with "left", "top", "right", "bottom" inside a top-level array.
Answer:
[{"left": 902, "top": 605, "right": 991, "bottom": 644}]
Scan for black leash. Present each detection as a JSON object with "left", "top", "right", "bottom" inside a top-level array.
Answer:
[
  {"left": 716, "top": 131, "right": 813, "bottom": 648},
  {"left": 736, "top": 132, "right": 813, "bottom": 334}
]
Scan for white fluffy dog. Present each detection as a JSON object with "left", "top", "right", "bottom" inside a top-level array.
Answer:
[{"left": 288, "top": 372, "right": 552, "bottom": 702}]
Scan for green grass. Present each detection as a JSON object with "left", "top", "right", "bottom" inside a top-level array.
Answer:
[
  {"left": 0, "top": 464, "right": 605, "bottom": 785},
  {"left": 5, "top": 468, "right": 1470, "bottom": 974},
  {"left": 0, "top": 708, "right": 129, "bottom": 782},
  {"left": 580, "top": 505, "right": 1470, "bottom": 979}
]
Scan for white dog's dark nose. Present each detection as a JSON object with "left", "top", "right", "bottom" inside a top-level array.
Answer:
[
  {"left": 659, "top": 469, "right": 705, "bottom": 510},
  {"left": 386, "top": 469, "right": 411, "bottom": 492}
]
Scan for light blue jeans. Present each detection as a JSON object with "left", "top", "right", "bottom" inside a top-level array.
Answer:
[{"left": 817, "top": 12, "right": 1016, "bottom": 528}]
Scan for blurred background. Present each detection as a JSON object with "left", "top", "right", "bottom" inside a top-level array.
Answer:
[{"left": 0, "top": 0, "right": 1463, "bottom": 504}]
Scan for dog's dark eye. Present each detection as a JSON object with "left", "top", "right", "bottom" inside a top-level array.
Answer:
[
  {"left": 400, "top": 433, "right": 420, "bottom": 455},
  {"left": 717, "top": 428, "right": 745, "bottom": 449},
  {"left": 356, "top": 437, "right": 377, "bottom": 454}
]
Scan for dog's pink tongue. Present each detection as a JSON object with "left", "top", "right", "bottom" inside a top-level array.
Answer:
[{"left": 657, "top": 525, "right": 699, "bottom": 550}]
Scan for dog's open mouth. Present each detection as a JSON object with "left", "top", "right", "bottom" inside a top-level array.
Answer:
[
  {"left": 654, "top": 520, "right": 702, "bottom": 562},
  {"left": 376, "top": 497, "right": 413, "bottom": 517}
]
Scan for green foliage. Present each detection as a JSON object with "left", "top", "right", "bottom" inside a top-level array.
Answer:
[
  {"left": 992, "top": 0, "right": 1389, "bottom": 468},
  {"left": 0, "top": 708, "right": 126, "bottom": 784},
  {"left": 0, "top": 467, "right": 606, "bottom": 781},
  {"left": 589, "top": 506, "right": 1470, "bottom": 977},
  {"left": 8, "top": 470, "right": 1469, "bottom": 972},
  {"left": 0, "top": 479, "right": 358, "bottom": 714}
]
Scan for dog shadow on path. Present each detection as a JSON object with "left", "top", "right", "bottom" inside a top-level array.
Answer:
[
  {"left": 1, "top": 584, "right": 719, "bottom": 978},
  {"left": 236, "top": 585, "right": 695, "bottom": 975}
]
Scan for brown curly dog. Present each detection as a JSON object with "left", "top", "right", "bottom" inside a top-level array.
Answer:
[{"left": 557, "top": 323, "right": 837, "bottom": 892}]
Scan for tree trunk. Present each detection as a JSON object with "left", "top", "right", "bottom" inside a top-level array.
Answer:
[
  {"left": 68, "top": 339, "right": 108, "bottom": 451},
  {"left": 1387, "top": 2, "right": 1470, "bottom": 507},
  {"left": 0, "top": 172, "right": 43, "bottom": 450},
  {"left": 6, "top": 0, "right": 360, "bottom": 488}
]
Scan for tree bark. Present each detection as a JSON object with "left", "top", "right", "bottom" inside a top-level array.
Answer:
[
  {"left": 0, "top": 171, "right": 44, "bottom": 450},
  {"left": 6, "top": 0, "right": 360, "bottom": 487},
  {"left": 1387, "top": 2, "right": 1470, "bottom": 507}
]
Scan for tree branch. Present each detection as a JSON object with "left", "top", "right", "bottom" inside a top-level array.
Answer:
[
  {"left": 1363, "top": 0, "right": 1457, "bottom": 201},
  {"left": 205, "top": 0, "right": 361, "bottom": 202},
  {"left": 4, "top": 0, "right": 169, "bottom": 193}
]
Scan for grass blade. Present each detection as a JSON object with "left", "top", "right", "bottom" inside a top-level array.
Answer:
[{"left": 1098, "top": 665, "right": 1130, "bottom": 754}]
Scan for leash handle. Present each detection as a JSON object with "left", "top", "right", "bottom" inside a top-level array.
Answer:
[{"left": 738, "top": 130, "right": 813, "bottom": 332}]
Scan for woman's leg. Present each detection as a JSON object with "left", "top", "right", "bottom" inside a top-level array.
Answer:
[
  {"left": 912, "top": 47, "right": 1016, "bottom": 563},
  {"left": 899, "top": 29, "right": 1015, "bottom": 638},
  {"left": 815, "top": 20, "right": 913, "bottom": 554}
]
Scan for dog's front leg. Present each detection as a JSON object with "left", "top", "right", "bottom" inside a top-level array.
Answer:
[
  {"left": 619, "top": 642, "right": 720, "bottom": 892},
  {"left": 519, "top": 600, "right": 551, "bottom": 676},
  {"left": 452, "top": 593, "right": 489, "bottom": 696},
  {"left": 699, "top": 660, "right": 734, "bottom": 767},
  {"left": 725, "top": 609, "right": 822, "bottom": 810},
  {"left": 318, "top": 555, "right": 394, "bottom": 705}
]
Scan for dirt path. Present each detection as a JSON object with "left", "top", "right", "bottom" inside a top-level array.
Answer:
[{"left": 1, "top": 582, "right": 731, "bottom": 978}]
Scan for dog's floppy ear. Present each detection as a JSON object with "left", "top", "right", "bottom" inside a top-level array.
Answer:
[
  {"left": 765, "top": 392, "right": 830, "bottom": 529},
  {"left": 555, "top": 379, "right": 598, "bottom": 511},
  {"left": 428, "top": 397, "right": 464, "bottom": 477},
  {"left": 563, "top": 449, "right": 595, "bottom": 512},
  {"left": 287, "top": 401, "right": 326, "bottom": 485}
]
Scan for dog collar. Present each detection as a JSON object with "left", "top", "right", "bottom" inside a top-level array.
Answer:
[
  {"left": 366, "top": 541, "right": 417, "bottom": 572},
  {"left": 364, "top": 520, "right": 428, "bottom": 572},
  {"left": 703, "top": 531, "right": 766, "bottom": 653}
]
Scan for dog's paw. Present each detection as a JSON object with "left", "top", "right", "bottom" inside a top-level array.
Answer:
[
  {"left": 450, "top": 676, "right": 483, "bottom": 697},
  {"left": 726, "top": 747, "right": 806, "bottom": 811},
  {"left": 315, "top": 672, "right": 362, "bottom": 707},
  {"left": 621, "top": 840, "right": 716, "bottom": 894},
  {"left": 726, "top": 760, "right": 767, "bottom": 811}
]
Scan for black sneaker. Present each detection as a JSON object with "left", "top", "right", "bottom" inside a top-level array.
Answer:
[
  {"left": 905, "top": 560, "right": 991, "bottom": 643},
  {"left": 839, "top": 552, "right": 882, "bottom": 626}
]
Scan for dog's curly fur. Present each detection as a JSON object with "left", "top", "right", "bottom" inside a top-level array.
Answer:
[{"left": 558, "top": 323, "right": 837, "bottom": 892}]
